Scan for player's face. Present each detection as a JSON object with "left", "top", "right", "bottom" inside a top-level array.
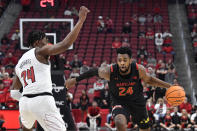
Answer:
[
  {"left": 38, "top": 37, "right": 49, "bottom": 47},
  {"left": 117, "top": 54, "right": 132, "bottom": 73}
]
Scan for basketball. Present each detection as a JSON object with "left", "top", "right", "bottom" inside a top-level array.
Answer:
[{"left": 165, "top": 86, "right": 186, "bottom": 106}]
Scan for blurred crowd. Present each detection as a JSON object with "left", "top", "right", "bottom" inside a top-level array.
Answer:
[{"left": 186, "top": 1, "right": 197, "bottom": 63}]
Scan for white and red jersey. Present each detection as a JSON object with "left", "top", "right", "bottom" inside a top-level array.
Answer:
[{"left": 15, "top": 48, "right": 52, "bottom": 95}]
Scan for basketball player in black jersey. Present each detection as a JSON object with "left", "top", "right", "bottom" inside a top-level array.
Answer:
[{"left": 66, "top": 47, "right": 172, "bottom": 131}]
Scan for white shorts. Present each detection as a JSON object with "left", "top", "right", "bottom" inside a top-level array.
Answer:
[{"left": 19, "top": 95, "right": 67, "bottom": 131}]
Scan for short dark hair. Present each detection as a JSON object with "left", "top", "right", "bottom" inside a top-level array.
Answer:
[
  {"left": 117, "top": 47, "right": 132, "bottom": 58},
  {"left": 27, "top": 30, "right": 46, "bottom": 47}
]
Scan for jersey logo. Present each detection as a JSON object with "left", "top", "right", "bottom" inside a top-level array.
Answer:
[
  {"left": 119, "top": 87, "right": 133, "bottom": 96},
  {"left": 21, "top": 66, "right": 35, "bottom": 87},
  {"left": 140, "top": 117, "right": 149, "bottom": 124}
]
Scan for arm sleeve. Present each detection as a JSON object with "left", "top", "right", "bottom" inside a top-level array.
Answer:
[{"left": 76, "top": 68, "right": 98, "bottom": 82}]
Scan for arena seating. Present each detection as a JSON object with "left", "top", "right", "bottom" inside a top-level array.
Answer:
[{"left": 0, "top": 1, "right": 172, "bottom": 127}]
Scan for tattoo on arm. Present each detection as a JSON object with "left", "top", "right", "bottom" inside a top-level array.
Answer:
[
  {"left": 147, "top": 76, "right": 172, "bottom": 88},
  {"left": 138, "top": 64, "right": 171, "bottom": 88}
]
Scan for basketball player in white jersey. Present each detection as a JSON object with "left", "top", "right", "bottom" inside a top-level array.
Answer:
[{"left": 10, "top": 6, "right": 89, "bottom": 131}]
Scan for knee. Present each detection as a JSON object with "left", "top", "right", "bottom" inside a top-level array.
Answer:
[{"left": 114, "top": 114, "right": 127, "bottom": 129}]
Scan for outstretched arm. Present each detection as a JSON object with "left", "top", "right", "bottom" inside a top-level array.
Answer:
[
  {"left": 65, "top": 64, "right": 110, "bottom": 89},
  {"left": 10, "top": 75, "right": 22, "bottom": 101},
  {"left": 37, "top": 6, "right": 90, "bottom": 56},
  {"left": 11, "top": 75, "right": 22, "bottom": 90},
  {"left": 138, "top": 64, "right": 172, "bottom": 88}
]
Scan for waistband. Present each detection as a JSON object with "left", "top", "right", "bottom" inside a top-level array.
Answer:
[{"left": 23, "top": 92, "right": 53, "bottom": 98}]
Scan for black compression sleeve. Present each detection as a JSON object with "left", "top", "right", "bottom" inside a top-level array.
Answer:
[{"left": 76, "top": 68, "right": 98, "bottom": 82}]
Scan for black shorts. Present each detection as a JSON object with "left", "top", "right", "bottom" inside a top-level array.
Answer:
[{"left": 112, "top": 103, "right": 150, "bottom": 129}]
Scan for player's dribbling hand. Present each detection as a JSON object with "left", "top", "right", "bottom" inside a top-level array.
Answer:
[
  {"left": 78, "top": 6, "right": 90, "bottom": 22},
  {"left": 65, "top": 78, "right": 76, "bottom": 89}
]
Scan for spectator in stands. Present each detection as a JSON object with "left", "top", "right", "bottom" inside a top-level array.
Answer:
[
  {"left": 100, "top": 84, "right": 110, "bottom": 109},
  {"left": 148, "top": 66, "right": 156, "bottom": 77},
  {"left": 173, "top": 78, "right": 179, "bottom": 85},
  {"left": 165, "top": 66, "right": 176, "bottom": 84},
  {"left": 97, "top": 16, "right": 105, "bottom": 33},
  {"left": 11, "top": 29, "right": 20, "bottom": 41},
  {"left": 185, "top": 0, "right": 197, "bottom": 4},
  {"left": 0, "top": 72, "right": 3, "bottom": 81},
  {"left": 138, "top": 14, "right": 146, "bottom": 25},
  {"left": 188, "top": 9, "right": 197, "bottom": 25},
  {"left": 0, "top": 67, "right": 5, "bottom": 76},
  {"left": 154, "top": 70, "right": 167, "bottom": 102},
  {"left": 122, "top": 22, "right": 131, "bottom": 34},
  {"left": 170, "top": 106, "right": 181, "bottom": 130},
  {"left": 156, "top": 62, "right": 167, "bottom": 81},
  {"left": 147, "top": 14, "right": 153, "bottom": 23},
  {"left": 193, "top": 39, "right": 197, "bottom": 62},
  {"left": 191, "top": 28, "right": 197, "bottom": 39},
  {"left": 130, "top": 14, "right": 138, "bottom": 24},
  {"left": 70, "top": 54, "right": 82, "bottom": 69},
  {"left": 112, "top": 37, "right": 122, "bottom": 49},
  {"left": 0, "top": 80, "right": 6, "bottom": 109},
  {"left": 190, "top": 109, "right": 197, "bottom": 129},
  {"left": 155, "top": 30, "right": 163, "bottom": 38},
  {"left": 64, "top": 61, "right": 72, "bottom": 71},
  {"left": 137, "top": 46, "right": 148, "bottom": 58},
  {"left": 153, "top": 4, "right": 161, "bottom": 14},
  {"left": 163, "top": 36, "right": 173, "bottom": 46},
  {"left": 155, "top": 34, "right": 163, "bottom": 52},
  {"left": 105, "top": 17, "right": 113, "bottom": 33},
  {"left": 163, "top": 29, "right": 173, "bottom": 39},
  {"left": 156, "top": 59, "right": 163, "bottom": 70},
  {"left": 166, "top": 59, "right": 175, "bottom": 71},
  {"left": 0, "top": 49, "right": 5, "bottom": 64},
  {"left": 79, "top": 90, "right": 89, "bottom": 121},
  {"left": 3, "top": 53, "right": 17, "bottom": 69},
  {"left": 147, "top": 54, "right": 157, "bottom": 67},
  {"left": 162, "top": 45, "right": 175, "bottom": 55},
  {"left": 154, "top": 98, "right": 167, "bottom": 124},
  {"left": 69, "top": 68, "right": 79, "bottom": 78},
  {"left": 92, "top": 62, "right": 98, "bottom": 68},
  {"left": 21, "top": 0, "right": 31, "bottom": 12},
  {"left": 93, "top": 78, "right": 105, "bottom": 105},
  {"left": 80, "top": 61, "right": 89, "bottom": 74},
  {"left": 146, "top": 27, "right": 154, "bottom": 39},
  {"left": 1, "top": 34, "right": 9, "bottom": 45},
  {"left": 179, "top": 97, "right": 192, "bottom": 114},
  {"left": 86, "top": 101, "right": 102, "bottom": 127},
  {"left": 58, "top": 54, "right": 66, "bottom": 70},
  {"left": 142, "top": 82, "right": 151, "bottom": 100},
  {"left": 180, "top": 109, "right": 192, "bottom": 130},
  {"left": 2, "top": 72, "right": 12, "bottom": 90},
  {"left": 121, "top": 37, "right": 130, "bottom": 47},
  {"left": 71, "top": 7, "right": 79, "bottom": 16},
  {"left": 64, "top": 7, "right": 72, "bottom": 16},
  {"left": 138, "top": 27, "right": 146, "bottom": 38},
  {"left": 138, "top": 54, "right": 148, "bottom": 67},
  {"left": 154, "top": 14, "right": 163, "bottom": 23},
  {"left": 159, "top": 109, "right": 172, "bottom": 130}
]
